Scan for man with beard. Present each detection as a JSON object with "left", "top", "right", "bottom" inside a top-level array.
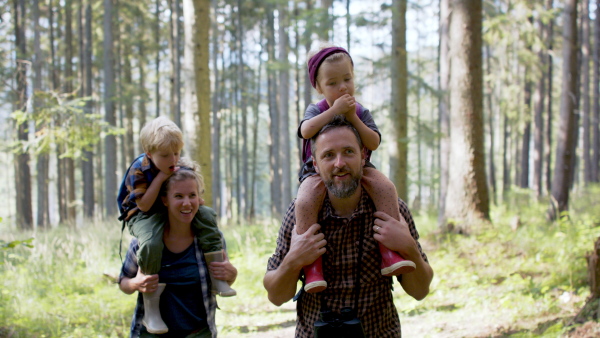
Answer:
[{"left": 263, "top": 116, "right": 434, "bottom": 337}]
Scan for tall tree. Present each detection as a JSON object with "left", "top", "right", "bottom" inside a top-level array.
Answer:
[
  {"left": 14, "top": 0, "right": 33, "bottom": 229},
  {"left": 154, "top": 0, "right": 161, "bottom": 117},
  {"left": 236, "top": 0, "right": 248, "bottom": 219},
  {"left": 549, "top": 0, "right": 579, "bottom": 219},
  {"left": 82, "top": 2, "right": 94, "bottom": 219},
  {"left": 593, "top": 0, "right": 600, "bottom": 182},
  {"left": 169, "top": 0, "right": 182, "bottom": 126},
  {"left": 104, "top": 0, "right": 118, "bottom": 217},
  {"left": 267, "top": 7, "right": 281, "bottom": 217},
  {"left": 445, "top": 0, "right": 490, "bottom": 229},
  {"left": 438, "top": 0, "right": 450, "bottom": 227},
  {"left": 193, "top": 0, "right": 212, "bottom": 204},
  {"left": 183, "top": 0, "right": 197, "bottom": 156},
  {"left": 582, "top": 0, "right": 592, "bottom": 183},
  {"left": 545, "top": 0, "right": 555, "bottom": 193},
  {"left": 390, "top": 0, "right": 408, "bottom": 201},
  {"left": 209, "top": 0, "right": 221, "bottom": 210},
  {"left": 34, "top": 0, "right": 50, "bottom": 228},
  {"left": 532, "top": 7, "right": 547, "bottom": 197},
  {"left": 65, "top": 0, "right": 76, "bottom": 223},
  {"left": 519, "top": 17, "right": 534, "bottom": 189},
  {"left": 279, "top": 1, "right": 292, "bottom": 216}
]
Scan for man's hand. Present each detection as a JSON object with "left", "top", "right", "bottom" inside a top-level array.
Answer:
[
  {"left": 288, "top": 223, "right": 327, "bottom": 270},
  {"left": 372, "top": 211, "right": 418, "bottom": 258},
  {"left": 263, "top": 223, "right": 326, "bottom": 306}
]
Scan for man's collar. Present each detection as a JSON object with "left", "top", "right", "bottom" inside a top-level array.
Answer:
[{"left": 321, "top": 189, "right": 370, "bottom": 220}]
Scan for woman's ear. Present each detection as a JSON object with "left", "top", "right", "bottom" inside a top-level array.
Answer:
[{"left": 161, "top": 195, "right": 168, "bottom": 206}]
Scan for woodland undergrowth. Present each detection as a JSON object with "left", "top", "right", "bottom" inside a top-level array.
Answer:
[{"left": 1, "top": 186, "right": 600, "bottom": 337}]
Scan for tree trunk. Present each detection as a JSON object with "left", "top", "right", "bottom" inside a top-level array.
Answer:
[
  {"left": 520, "top": 40, "right": 533, "bottom": 189},
  {"left": 267, "top": 8, "right": 281, "bottom": 217},
  {"left": 279, "top": 2, "right": 292, "bottom": 216},
  {"left": 183, "top": 0, "right": 197, "bottom": 157},
  {"left": 582, "top": 0, "right": 592, "bottom": 183},
  {"left": 593, "top": 0, "right": 600, "bottom": 182},
  {"left": 533, "top": 12, "right": 547, "bottom": 197},
  {"left": 104, "top": 0, "right": 117, "bottom": 217},
  {"left": 33, "top": 0, "right": 50, "bottom": 228},
  {"left": 14, "top": 0, "right": 33, "bottom": 230},
  {"left": 318, "top": 0, "right": 333, "bottom": 40},
  {"left": 169, "top": 0, "right": 182, "bottom": 126},
  {"left": 65, "top": 0, "right": 77, "bottom": 224},
  {"left": 438, "top": 0, "right": 450, "bottom": 228},
  {"left": 124, "top": 34, "right": 134, "bottom": 161},
  {"left": 549, "top": 0, "right": 579, "bottom": 220},
  {"left": 236, "top": 0, "right": 248, "bottom": 220},
  {"left": 485, "top": 44, "right": 497, "bottom": 205},
  {"left": 303, "top": 0, "right": 313, "bottom": 144},
  {"left": 137, "top": 15, "right": 148, "bottom": 154},
  {"left": 154, "top": 0, "right": 161, "bottom": 117},
  {"left": 50, "top": 0, "right": 67, "bottom": 224},
  {"left": 192, "top": 0, "right": 212, "bottom": 205},
  {"left": 82, "top": 2, "right": 94, "bottom": 219},
  {"left": 445, "top": 0, "right": 490, "bottom": 229},
  {"left": 390, "top": 0, "right": 408, "bottom": 201},
  {"left": 250, "top": 31, "right": 264, "bottom": 220},
  {"left": 502, "top": 114, "right": 510, "bottom": 195},
  {"left": 545, "top": 0, "right": 555, "bottom": 194},
  {"left": 209, "top": 0, "right": 221, "bottom": 211}
]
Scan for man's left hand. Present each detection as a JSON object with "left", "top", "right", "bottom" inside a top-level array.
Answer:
[{"left": 372, "top": 211, "right": 418, "bottom": 257}]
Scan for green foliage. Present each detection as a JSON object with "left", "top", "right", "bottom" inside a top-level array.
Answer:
[
  {"left": 396, "top": 186, "right": 600, "bottom": 337},
  {"left": 0, "top": 238, "right": 34, "bottom": 250},
  {"left": 9, "top": 91, "right": 124, "bottom": 159}
]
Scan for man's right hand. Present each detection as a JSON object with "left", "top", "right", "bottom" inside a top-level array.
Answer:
[{"left": 288, "top": 223, "right": 327, "bottom": 270}]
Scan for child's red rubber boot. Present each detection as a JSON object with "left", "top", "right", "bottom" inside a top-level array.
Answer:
[
  {"left": 303, "top": 256, "right": 327, "bottom": 293},
  {"left": 379, "top": 244, "right": 416, "bottom": 276}
]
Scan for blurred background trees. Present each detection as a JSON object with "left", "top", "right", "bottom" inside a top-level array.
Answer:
[{"left": 0, "top": 0, "right": 597, "bottom": 231}]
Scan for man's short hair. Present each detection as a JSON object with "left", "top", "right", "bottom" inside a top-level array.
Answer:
[
  {"left": 310, "top": 115, "right": 363, "bottom": 156},
  {"left": 140, "top": 116, "right": 184, "bottom": 154}
]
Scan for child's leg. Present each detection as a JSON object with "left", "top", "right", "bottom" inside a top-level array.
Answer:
[
  {"left": 128, "top": 212, "right": 166, "bottom": 275},
  {"left": 193, "top": 206, "right": 236, "bottom": 297},
  {"left": 193, "top": 206, "right": 222, "bottom": 253},
  {"left": 295, "top": 175, "right": 327, "bottom": 235},
  {"left": 128, "top": 212, "right": 168, "bottom": 334},
  {"left": 361, "top": 167, "right": 416, "bottom": 276},
  {"left": 295, "top": 174, "right": 328, "bottom": 293},
  {"left": 361, "top": 167, "right": 401, "bottom": 221}
]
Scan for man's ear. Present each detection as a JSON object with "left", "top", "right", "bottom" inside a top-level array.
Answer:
[{"left": 312, "top": 156, "right": 320, "bottom": 174}]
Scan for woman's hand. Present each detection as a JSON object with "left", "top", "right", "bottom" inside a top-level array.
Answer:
[{"left": 208, "top": 251, "right": 238, "bottom": 285}]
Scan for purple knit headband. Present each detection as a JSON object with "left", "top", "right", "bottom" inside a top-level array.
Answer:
[{"left": 307, "top": 47, "right": 353, "bottom": 88}]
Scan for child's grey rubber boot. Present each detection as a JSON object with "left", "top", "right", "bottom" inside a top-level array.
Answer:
[
  {"left": 204, "top": 251, "right": 237, "bottom": 297},
  {"left": 142, "top": 283, "right": 168, "bottom": 334}
]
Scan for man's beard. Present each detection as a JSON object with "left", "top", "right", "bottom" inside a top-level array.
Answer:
[{"left": 324, "top": 165, "right": 362, "bottom": 198}]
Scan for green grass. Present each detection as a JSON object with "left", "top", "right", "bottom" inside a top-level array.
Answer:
[{"left": 1, "top": 186, "right": 600, "bottom": 337}]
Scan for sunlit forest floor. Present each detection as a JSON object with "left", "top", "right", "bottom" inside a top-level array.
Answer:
[{"left": 2, "top": 186, "right": 600, "bottom": 337}]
